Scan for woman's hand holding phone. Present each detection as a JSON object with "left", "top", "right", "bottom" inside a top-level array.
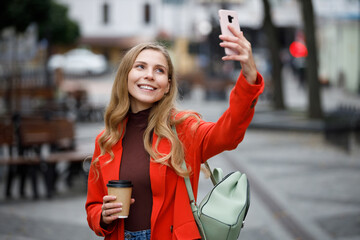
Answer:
[
  {"left": 218, "top": 10, "right": 257, "bottom": 84},
  {"left": 219, "top": 26, "right": 257, "bottom": 84}
]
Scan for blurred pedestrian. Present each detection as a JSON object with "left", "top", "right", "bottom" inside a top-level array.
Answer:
[{"left": 85, "top": 25, "right": 264, "bottom": 240}]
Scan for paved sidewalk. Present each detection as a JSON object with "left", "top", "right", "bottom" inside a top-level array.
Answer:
[
  {"left": 223, "top": 130, "right": 360, "bottom": 240},
  {"left": 2, "top": 122, "right": 358, "bottom": 240}
]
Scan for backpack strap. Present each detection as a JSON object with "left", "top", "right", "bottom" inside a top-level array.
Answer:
[
  {"left": 181, "top": 161, "right": 207, "bottom": 240},
  {"left": 172, "top": 125, "right": 207, "bottom": 239}
]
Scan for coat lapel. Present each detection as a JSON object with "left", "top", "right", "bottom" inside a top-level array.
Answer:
[
  {"left": 99, "top": 120, "right": 127, "bottom": 186},
  {"left": 150, "top": 133, "right": 168, "bottom": 231},
  {"left": 99, "top": 139, "right": 123, "bottom": 187}
]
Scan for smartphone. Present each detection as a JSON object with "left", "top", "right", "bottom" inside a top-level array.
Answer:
[{"left": 218, "top": 9, "right": 241, "bottom": 56}]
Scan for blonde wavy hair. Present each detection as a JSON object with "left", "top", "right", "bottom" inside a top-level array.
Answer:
[{"left": 91, "top": 42, "right": 200, "bottom": 179}]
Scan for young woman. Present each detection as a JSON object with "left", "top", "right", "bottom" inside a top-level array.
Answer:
[{"left": 85, "top": 25, "right": 264, "bottom": 240}]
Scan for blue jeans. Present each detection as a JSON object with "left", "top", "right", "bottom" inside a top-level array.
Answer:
[{"left": 124, "top": 229, "right": 151, "bottom": 240}]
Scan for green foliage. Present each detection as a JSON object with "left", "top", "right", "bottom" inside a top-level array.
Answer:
[
  {"left": 0, "top": 0, "right": 51, "bottom": 33},
  {"left": 0, "top": 0, "right": 80, "bottom": 45},
  {"left": 38, "top": 1, "right": 80, "bottom": 44}
]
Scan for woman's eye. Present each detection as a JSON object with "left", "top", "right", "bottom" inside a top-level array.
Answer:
[
  {"left": 156, "top": 68, "right": 165, "bottom": 73},
  {"left": 136, "top": 64, "right": 145, "bottom": 69}
]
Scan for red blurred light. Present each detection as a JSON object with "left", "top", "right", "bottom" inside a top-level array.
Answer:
[{"left": 289, "top": 41, "right": 308, "bottom": 58}]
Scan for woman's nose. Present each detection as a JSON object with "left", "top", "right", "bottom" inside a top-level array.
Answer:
[{"left": 145, "top": 69, "right": 154, "bottom": 80}]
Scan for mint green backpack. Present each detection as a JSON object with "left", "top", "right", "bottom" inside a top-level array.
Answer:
[{"left": 182, "top": 162, "right": 250, "bottom": 240}]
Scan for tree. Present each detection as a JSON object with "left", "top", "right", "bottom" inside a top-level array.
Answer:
[
  {"left": 0, "top": 0, "right": 79, "bottom": 45},
  {"left": 0, "top": 0, "right": 79, "bottom": 113},
  {"left": 38, "top": 1, "right": 80, "bottom": 47},
  {"left": 0, "top": 0, "right": 51, "bottom": 33},
  {"left": 299, "top": 0, "right": 323, "bottom": 119},
  {"left": 262, "top": 0, "right": 285, "bottom": 110}
]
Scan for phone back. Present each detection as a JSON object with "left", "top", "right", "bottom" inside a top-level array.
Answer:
[{"left": 219, "top": 9, "right": 240, "bottom": 55}]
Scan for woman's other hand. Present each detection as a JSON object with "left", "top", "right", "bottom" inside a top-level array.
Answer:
[
  {"left": 101, "top": 195, "right": 135, "bottom": 226},
  {"left": 219, "top": 25, "right": 257, "bottom": 84}
]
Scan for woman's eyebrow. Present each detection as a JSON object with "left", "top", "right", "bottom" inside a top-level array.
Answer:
[
  {"left": 134, "top": 61, "right": 147, "bottom": 65},
  {"left": 156, "top": 64, "right": 167, "bottom": 70}
]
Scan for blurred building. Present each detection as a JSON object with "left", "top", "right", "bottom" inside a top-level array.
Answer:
[
  {"left": 54, "top": 0, "right": 299, "bottom": 83},
  {"left": 315, "top": 0, "right": 360, "bottom": 94},
  {"left": 54, "top": 0, "right": 359, "bottom": 94}
]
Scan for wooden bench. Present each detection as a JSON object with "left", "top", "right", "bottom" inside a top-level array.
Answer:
[
  {"left": 0, "top": 151, "right": 91, "bottom": 166},
  {"left": 47, "top": 150, "right": 91, "bottom": 163},
  {"left": 1, "top": 117, "right": 91, "bottom": 165},
  {"left": 0, "top": 118, "right": 13, "bottom": 145},
  {"left": 1, "top": 116, "right": 92, "bottom": 199},
  {"left": 0, "top": 117, "right": 15, "bottom": 164}
]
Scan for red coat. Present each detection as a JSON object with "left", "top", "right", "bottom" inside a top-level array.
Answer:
[{"left": 85, "top": 72, "right": 264, "bottom": 239}]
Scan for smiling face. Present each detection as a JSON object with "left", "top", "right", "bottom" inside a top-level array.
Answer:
[{"left": 127, "top": 49, "right": 170, "bottom": 113}]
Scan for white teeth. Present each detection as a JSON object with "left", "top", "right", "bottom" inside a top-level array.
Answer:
[{"left": 139, "top": 85, "right": 155, "bottom": 90}]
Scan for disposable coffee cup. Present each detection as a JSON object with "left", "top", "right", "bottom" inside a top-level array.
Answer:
[{"left": 107, "top": 180, "right": 133, "bottom": 218}]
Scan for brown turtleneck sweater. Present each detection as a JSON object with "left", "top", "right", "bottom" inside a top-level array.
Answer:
[{"left": 120, "top": 108, "right": 152, "bottom": 231}]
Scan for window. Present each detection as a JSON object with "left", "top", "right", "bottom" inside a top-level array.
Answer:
[
  {"left": 144, "top": 3, "right": 151, "bottom": 24},
  {"left": 103, "top": 3, "right": 109, "bottom": 24}
]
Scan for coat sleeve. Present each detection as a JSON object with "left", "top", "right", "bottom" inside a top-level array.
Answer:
[
  {"left": 181, "top": 71, "right": 264, "bottom": 163},
  {"left": 85, "top": 134, "right": 117, "bottom": 237}
]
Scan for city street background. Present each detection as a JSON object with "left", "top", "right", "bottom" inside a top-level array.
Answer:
[
  {"left": 1, "top": 0, "right": 359, "bottom": 239},
  {"left": 0, "top": 67, "right": 359, "bottom": 240}
]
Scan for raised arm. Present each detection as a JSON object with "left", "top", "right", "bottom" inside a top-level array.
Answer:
[{"left": 180, "top": 26, "right": 264, "bottom": 163}]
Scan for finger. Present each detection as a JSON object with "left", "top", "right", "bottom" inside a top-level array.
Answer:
[
  {"left": 228, "top": 25, "right": 242, "bottom": 38},
  {"left": 102, "top": 212, "right": 120, "bottom": 225},
  {"left": 103, "top": 207, "right": 123, "bottom": 217},
  {"left": 219, "top": 42, "right": 247, "bottom": 57},
  {"left": 219, "top": 41, "right": 241, "bottom": 52},
  {"left": 221, "top": 36, "right": 252, "bottom": 53},
  {"left": 103, "top": 195, "right": 117, "bottom": 203},
  {"left": 222, "top": 55, "right": 250, "bottom": 63},
  {"left": 219, "top": 35, "right": 250, "bottom": 54},
  {"left": 222, "top": 55, "right": 238, "bottom": 61},
  {"left": 130, "top": 198, "right": 135, "bottom": 204},
  {"left": 103, "top": 202, "right": 123, "bottom": 211},
  {"left": 228, "top": 26, "right": 249, "bottom": 46},
  {"left": 221, "top": 30, "right": 251, "bottom": 50},
  {"left": 219, "top": 34, "right": 238, "bottom": 43}
]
